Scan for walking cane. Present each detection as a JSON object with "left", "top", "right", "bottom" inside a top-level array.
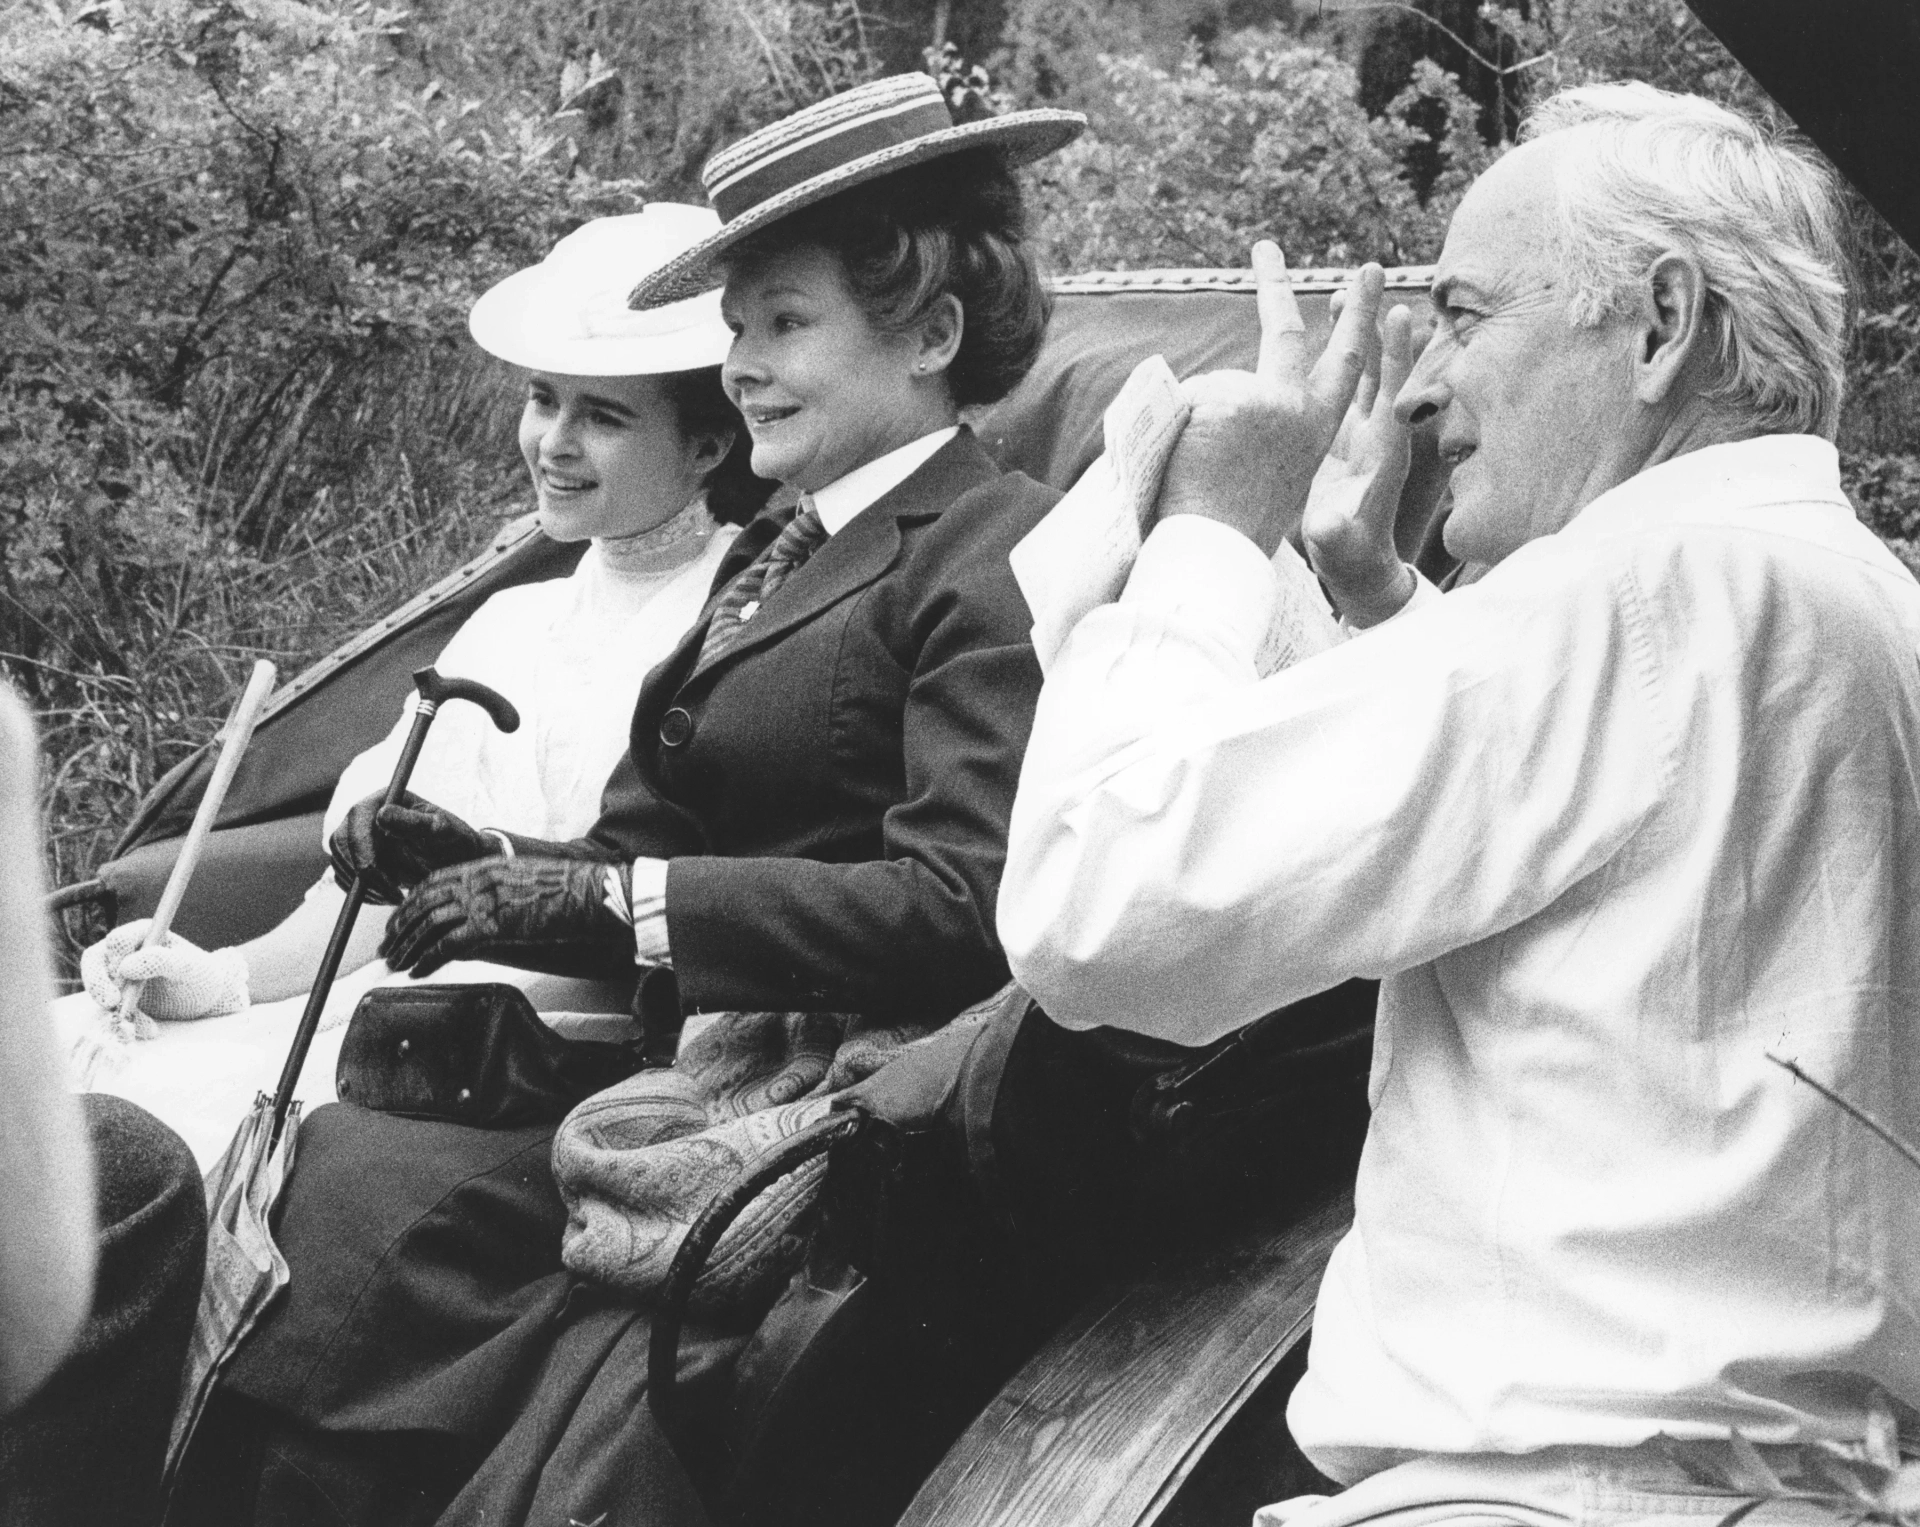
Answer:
[{"left": 266, "top": 665, "right": 519, "bottom": 1145}]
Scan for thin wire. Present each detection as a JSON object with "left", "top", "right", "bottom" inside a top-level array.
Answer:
[{"left": 1766, "top": 1050, "right": 1920, "bottom": 1175}]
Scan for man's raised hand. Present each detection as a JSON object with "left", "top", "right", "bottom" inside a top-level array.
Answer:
[
  {"left": 1156, "top": 243, "right": 1386, "bottom": 555},
  {"left": 1303, "top": 302, "right": 1427, "bottom": 627}
]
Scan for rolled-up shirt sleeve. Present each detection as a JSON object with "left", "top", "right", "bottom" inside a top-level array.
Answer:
[{"left": 999, "top": 519, "right": 1674, "bottom": 1045}]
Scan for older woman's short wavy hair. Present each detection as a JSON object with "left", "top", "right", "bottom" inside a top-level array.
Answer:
[
  {"left": 1521, "top": 83, "right": 1850, "bottom": 439},
  {"left": 719, "top": 148, "right": 1050, "bottom": 408}
]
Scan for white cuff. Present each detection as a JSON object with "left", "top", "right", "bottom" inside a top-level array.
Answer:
[
  {"left": 1337, "top": 566, "right": 1444, "bottom": 636},
  {"left": 1123, "top": 516, "right": 1279, "bottom": 667},
  {"left": 482, "top": 828, "right": 516, "bottom": 860},
  {"left": 628, "top": 857, "right": 671, "bottom": 964}
]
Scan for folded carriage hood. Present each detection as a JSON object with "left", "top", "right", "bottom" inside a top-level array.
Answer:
[{"left": 112, "top": 519, "right": 583, "bottom": 856}]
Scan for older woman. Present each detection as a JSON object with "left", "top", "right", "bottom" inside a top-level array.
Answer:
[
  {"left": 67, "top": 207, "right": 771, "bottom": 1165},
  {"left": 173, "top": 73, "right": 1084, "bottom": 1527}
]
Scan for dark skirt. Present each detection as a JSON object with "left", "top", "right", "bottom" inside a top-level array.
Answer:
[{"left": 172, "top": 1103, "right": 736, "bottom": 1527}]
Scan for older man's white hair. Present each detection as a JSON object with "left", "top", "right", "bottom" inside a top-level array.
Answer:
[{"left": 1521, "top": 82, "right": 1849, "bottom": 439}]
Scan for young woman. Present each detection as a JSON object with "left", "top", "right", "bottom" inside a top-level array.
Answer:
[
  {"left": 174, "top": 73, "right": 1086, "bottom": 1527},
  {"left": 67, "top": 206, "right": 773, "bottom": 1165}
]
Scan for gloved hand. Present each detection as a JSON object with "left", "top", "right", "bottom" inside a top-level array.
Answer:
[
  {"left": 80, "top": 919, "right": 251, "bottom": 1025},
  {"left": 329, "top": 790, "right": 498, "bottom": 905},
  {"left": 381, "top": 856, "right": 634, "bottom": 978}
]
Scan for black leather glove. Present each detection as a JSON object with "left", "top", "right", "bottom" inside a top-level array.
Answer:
[
  {"left": 329, "top": 790, "right": 497, "bottom": 906},
  {"left": 380, "top": 856, "right": 634, "bottom": 978}
]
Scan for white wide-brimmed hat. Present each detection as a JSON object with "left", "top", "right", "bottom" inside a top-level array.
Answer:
[
  {"left": 469, "top": 204, "right": 734, "bottom": 375},
  {"left": 626, "top": 73, "right": 1086, "bottom": 311}
]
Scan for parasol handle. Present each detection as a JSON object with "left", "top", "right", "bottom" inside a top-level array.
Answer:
[
  {"left": 116, "top": 660, "right": 278, "bottom": 1033},
  {"left": 268, "top": 668, "right": 518, "bottom": 1143}
]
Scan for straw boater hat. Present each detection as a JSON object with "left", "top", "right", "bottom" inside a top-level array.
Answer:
[
  {"left": 626, "top": 73, "right": 1086, "bottom": 311},
  {"left": 469, "top": 204, "right": 734, "bottom": 375}
]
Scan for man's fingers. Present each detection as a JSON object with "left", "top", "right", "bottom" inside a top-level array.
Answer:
[
  {"left": 1353, "top": 304, "right": 1385, "bottom": 419},
  {"left": 1374, "top": 305, "right": 1416, "bottom": 422},
  {"left": 1328, "top": 282, "right": 1377, "bottom": 413},
  {"left": 1252, "top": 241, "right": 1308, "bottom": 385},
  {"left": 1307, "top": 263, "right": 1384, "bottom": 425}
]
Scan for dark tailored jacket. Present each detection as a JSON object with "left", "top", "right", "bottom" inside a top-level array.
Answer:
[{"left": 581, "top": 428, "right": 1057, "bottom": 1021}]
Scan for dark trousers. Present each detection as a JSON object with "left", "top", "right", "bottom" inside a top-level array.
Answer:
[{"left": 0, "top": 1095, "right": 209, "bottom": 1527}]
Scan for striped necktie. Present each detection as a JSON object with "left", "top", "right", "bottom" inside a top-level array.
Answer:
[{"left": 696, "top": 497, "right": 829, "bottom": 670}]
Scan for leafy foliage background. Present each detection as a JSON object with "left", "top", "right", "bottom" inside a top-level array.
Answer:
[{"left": 5, "top": 0, "right": 1918, "bottom": 965}]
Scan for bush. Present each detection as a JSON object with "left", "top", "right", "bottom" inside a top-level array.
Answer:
[
  {"left": 390, "top": 0, "right": 880, "bottom": 192},
  {"left": 0, "top": 0, "right": 629, "bottom": 923},
  {"left": 1030, "top": 37, "right": 1493, "bottom": 270}
]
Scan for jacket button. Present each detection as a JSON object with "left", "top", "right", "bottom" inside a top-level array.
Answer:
[{"left": 659, "top": 707, "right": 693, "bottom": 748}]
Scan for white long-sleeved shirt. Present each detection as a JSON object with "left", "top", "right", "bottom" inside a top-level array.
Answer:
[{"left": 1000, "top": 434, "right": 1920, "bottom": 1482}]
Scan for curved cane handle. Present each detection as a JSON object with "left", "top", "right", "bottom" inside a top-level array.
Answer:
[{"left": 411, "top": 666, "right": 520, "bottom": 734}]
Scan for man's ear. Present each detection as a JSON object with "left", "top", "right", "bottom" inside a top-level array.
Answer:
[
  {"left": 913, "top": 293, "right": 965, "bottom": 378},
  {"left": 1633, "top": 251, "right": 1711, "bottom": 406}
]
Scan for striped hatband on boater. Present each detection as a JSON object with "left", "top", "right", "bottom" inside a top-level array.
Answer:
[
  {"left": 626, "top": 73, "right": 1086, "bottom": 310},
  {"left": 704, "top": 76, "right": 956, "bottom": 222}
]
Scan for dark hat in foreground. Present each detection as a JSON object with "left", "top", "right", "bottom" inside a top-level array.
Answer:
[{"left": 627, "top": 72, "right": 1086, "bottom": 310}]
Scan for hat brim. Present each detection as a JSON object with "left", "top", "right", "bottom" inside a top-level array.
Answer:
[
  {"left": 627, "top": 108, "right": 1087, "bottom": 310},
  {"left": 469, "top": 267, "right": 733, "bottom": 376}
]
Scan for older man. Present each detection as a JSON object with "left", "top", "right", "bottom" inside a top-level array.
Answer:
[{"left": 1000, "top": 82, "right": 1920, "bottom": 1527}]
